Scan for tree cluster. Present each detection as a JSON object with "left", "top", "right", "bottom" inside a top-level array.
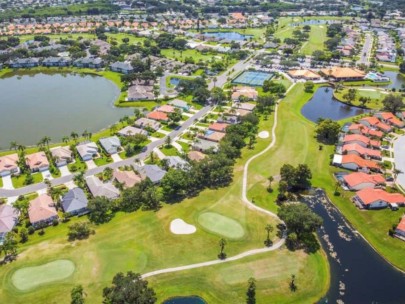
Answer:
[
  {"left": 315, "top": 118, "right": 341, "bottom": 144},
  {"left": 278, "top": 203, "right": 322, "bottom": 253},
  {"left": 278, "top": 164, "right": 312, "bottom": 201}
]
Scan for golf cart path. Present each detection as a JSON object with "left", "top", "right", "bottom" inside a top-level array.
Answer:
[{"left": 142, "top": 84, "right": 296, "bottom": 279}]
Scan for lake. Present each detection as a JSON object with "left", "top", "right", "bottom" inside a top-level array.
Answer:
[
  {"left": 301, "top": 87, "right": 369, "bottom": 122},
  {"left": 0, "top": 72, "right": 133, "bottom": 150},
  {"left": 163, "top": 296, "right": 206, "bottom": 304},
  {"left": 203, "top": 32, "right": 252, "bottom": 41},
  {"left": 382, "top": 71, "right": 405, "bottom": 90},
  {"left": 303, "top": 189, "right": 405, "bottom": 303}
]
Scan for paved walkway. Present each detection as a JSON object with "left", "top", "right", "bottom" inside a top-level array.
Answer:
[
  {"left": 172, "top": 141, "right": 183, "bottom": 153},
  {"left": 141, "top": 86, "right": 295, "bottom": 280},
  {"left": 41, "top": 170, "right": 53, "bottom": 180},
  {"left": 85, "top": 159, "right": 97, "bottom": 170},
  {"left": 153, "top": 148, "right": 166, "bottom": 160}
]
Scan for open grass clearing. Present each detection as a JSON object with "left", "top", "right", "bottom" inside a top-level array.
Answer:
[
  {"left": 11, "top": 260, "right": 75, "bottom": 292},
  {"left": 300, "top": 25, "right": 327, "bottom": 55},
  {"left": 333, "top": 87, "right": 394, "bottom": 110},
  {"left": 149, "top": 249, "right": 328, "bottom": 304},
  {"left": 11, "top": 173, "right": 43, "bottom": 189}
]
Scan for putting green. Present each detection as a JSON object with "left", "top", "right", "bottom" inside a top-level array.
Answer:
[
  {"left": 198, "top": 212, "right": 245, "bottom": 239},
  {"left": 11, "top": 259, "right": 75, "bottom": 291}
]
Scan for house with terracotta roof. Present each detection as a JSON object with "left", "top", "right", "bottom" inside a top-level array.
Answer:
[
  {"left": 287, "top": 69, "right": 321, "bottom": 80},
  {"left": 26, "top": 152, "right": 49, "bottom": 172},
  {"left": 342, "top": 172, "right": 385, "bottom": 191},
  {"left": 395, "top": 216, "right": 405, "bottom": 238},
  {"left": 157, "top": 104, "right": 176, "bottom": 114},
  {"left": 354, "top": 188, "right": 405, "bottom": 209},
  {"left": 0, "top": 154, "right": 19, "bottom": 177},
  {"left": 320, "top": 67, "right": 365, "bottom": 81},
  {"left": 113, "top": 170, "right": 142, "bottom": 188},
  {"left": 0, "top": 205, "right": 19, "bottom": 243},
  {"left": 341, "top": 134, "right": 380, "bottom": 149},
  {"left": 359, "top": 116, "right": 392, "bottom": 133},
  {"left": 187, "top": 151, "right": 206, "bottom": 162},
  {"left": 209, "top": 122, "right": 229, "bottom": 133},
  {"left": 348, "top": 123, "right": 384, "bottom": 138},
  {"left": 202, "top": 130, "right": 226, "bottom": 142},
  {"left": 28, "top": 194, "right": 58, "bottom": 227},
  {"left": 333, "top": 154, "right": 380, "bottom": 172},
  {"left": 375, "top": 112, "right": 404, "bottom": 128},
  {"left": 86, "top": 176, "right": 120, "bottom": 199},
  {"left": 231, "top": 87, "right": 258, "bottom": 101},
  {"left": 50, "top": 146, "right": 73, "bottom": 167},
  {"left": 147, "top": 111, "right": 169, "bottom": 122},
  {"left": 342, "top": 143, "right": 382, "bottom": 160}
]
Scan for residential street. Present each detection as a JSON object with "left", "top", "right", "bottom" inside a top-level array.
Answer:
[
  {"left": 0, "top": 105, "right": 212, "bottom": 198},
  {"left": 357, "top": 32, "right": 373, "bottom": 66}
]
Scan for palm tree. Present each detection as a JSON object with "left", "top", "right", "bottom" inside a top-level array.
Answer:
[
  {"left": 82, "top": 130, "right": 89, "bottom": 139},
  {"left": 10, "top": 141, "right": 18, "bottom": 151},
  {"left": 110, "top": 124, "right": 117, "bottom": 135},
  {"left": 264, "top": 224, "right": 273, "bottom": 247},
  {"left": 17, "top": 144, "right": 26, "bottom": 153},
  {"left": 213, "top": 76, "right": 217, "bottom": 88},
  {"left": 393, "top": 168, "right": 403, "bottom": 180},
  {"left": 41, "top": 136, "right": 51, "bottom": 149},
  {"left": 70, "top": 132, "right": 79, "bottom": 143},
  {"left": 73, "top": 171, "right": 85, "bottom": 188},
  {"left": 268, "top": 176, "right": 274, "bottom": 188},
  {"left": 62, "top": 136, "right": 70, "bottom": 144},
  {"left": 218, "top": 238, "right": 227, "bottom": 260}
]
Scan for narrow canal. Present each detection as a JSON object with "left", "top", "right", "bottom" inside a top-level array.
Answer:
[{"left": 302, "top": 189, "right": 405, "bottom": 304}]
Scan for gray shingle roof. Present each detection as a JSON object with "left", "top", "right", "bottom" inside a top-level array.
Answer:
[{"left": 62, "top": 187, "right": 88, "bottom": 213}]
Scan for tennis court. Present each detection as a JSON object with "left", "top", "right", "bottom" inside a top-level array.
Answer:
[{"left": 232, "top": 70, "right": 274, "bottom": 86}]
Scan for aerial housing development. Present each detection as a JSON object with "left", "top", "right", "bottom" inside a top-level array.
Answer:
[{"left": 0, "top": 1, "right": 405, "bottom": 303}]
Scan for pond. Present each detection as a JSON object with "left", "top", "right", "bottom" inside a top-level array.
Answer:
[
  {"left": 203, "top": 32, "right": 253, "bottom": 41},
  {"left": 0, "top": 72, "right": 133, "bottom": 150},
  {"left": 163, "top": 296, "right": 206, "bottom": 304},
  {"left": 381, "top": 71, "right": 405, "bottom": 90},
  {"left": 301, "top": 87, "right": 369, "bottom": 122},
  {"left": 303, "top": 189, "right": 405, "bottom": 303}
]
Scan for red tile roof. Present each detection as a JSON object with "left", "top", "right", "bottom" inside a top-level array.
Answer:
[
  {"left": 396, "top": 217, "right": 405, "bottom": 232},
  {"left": 360, "top": 117, "right": 391, "bottom": 132},
  {"left": 343, "top": 172, "right": 385, "bottom": 188},
  {"left": 209, "top": 122, "right": 229, "bottom": 133},
  {"left": 341, "top": 154, "right": 380, "bottom": 170},
  {"left": 343, "top": 134, "right": 381, "bottom": 147},
  {"left": 348, "top": 124, "right": 384, "bottom": 138},
  {"left": 376, "top": 112, "right": 404, "bottom": 128},
  {"left": 147, "top": 111, "right": 169, "bottom": 121},
  {"left": 342, "top": 143, "right": 381, "bottom": 159},
  {"left": 356, "top": 188, "right": 405, "bottom": 205}
]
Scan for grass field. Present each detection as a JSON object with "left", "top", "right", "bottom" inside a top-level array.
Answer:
[
  {"left": 333, "top": 88, "right": 389, "bottom": 109},
  {"left": 0, "top": 107, "right": 329, "bottom": 303},
  {"left": 161, "top": 49, "right": 223, "bottom": 64},
  {"left": 300, "top": 26, "right": 328, "bottom": 55},
  {"left": 198, "top": 212, "right": 245, "bottom": 239},
  {"left": 11, "top": 173, "right": 43, "bottom": 189},
  {"left": 246, "top": 83, "right": 405, "bottom": 273},
  {"left": 11, "top": 260, "right": 75, "bottom": 292}
]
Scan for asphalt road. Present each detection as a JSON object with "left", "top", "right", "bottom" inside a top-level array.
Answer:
[
  {"left": 357, "top": 33, "right": 373, "bottom": 66},
  {"left": 393, "top": 134, "right": 405, "bottom": 189},
  {"left": 0, "top": 105, "right": 212, "bottom": 198}
]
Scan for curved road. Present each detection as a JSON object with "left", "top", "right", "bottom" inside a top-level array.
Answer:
[{"left": 141, "top": 84, "right": 296, "bottom": 279}]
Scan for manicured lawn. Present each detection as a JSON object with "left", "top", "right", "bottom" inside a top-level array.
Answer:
[
  {"left": 149, "top": 249, "right": 329, "bottom": 304},
  {"left": 11, "top": 173, "right": 43, "bottom": 189},
  {"left": 150, "top": 131, "right": 166, "bottom": 138},
  {"left": 161, "top": 49, "right": 223, "bottom": 64},
  {"left": 247, "top": 83, "right": 405, "bottom": 272},
  {"left": 333, "top": 88, "right": 394, "bottom": 110},
  {"left": 300, "top": 25, "right": 327, "bottom": 55},
  {"left": 67, "top": 157, "right": 87, "bottom": 173},
  {"left": 0, "top": 177, "right": 3, "bottom": 188},
  {"left": 93, "top": 156, "right": 113, "bottom": 167},
  {"left": 176, "top": 141, "right": 190, "bottom": 152},
  {"left": 11, "top": 260, "right": 75, "bottom": 292},
  {"left": 0, "top": 104, "right": 329, "bottom": 303},
  {"left": 160, "top": 145, "right": 179, "bottom": 156},
  {"left": 198, "top": 212, "right": 245, "bottom": 239}
]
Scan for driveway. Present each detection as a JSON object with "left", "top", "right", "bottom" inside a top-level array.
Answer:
[
  {"left": 394, "top": 135, "right": 405, "bottom": 188},
  {"left": 85, "top": 160, "right": 97, "bottom": 169},
  {"left": 59, "top": 166, "right": 70, "bottom": 177},
  {"left": 41, "top": 170, "right": 53, "bottom": 180},
  {"left": 111, "top": 154, "right": 122, "bottom": 162},
  {"left": 2, "top": 175, "right": 14, "bottom": 189}
]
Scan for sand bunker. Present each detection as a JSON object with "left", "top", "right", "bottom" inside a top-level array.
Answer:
[
  {"left": 258, "top": 131, "right": 270, "bottom": 139},
  {"left": 170, "top": 218, "right": 196, "bottom": 235}
]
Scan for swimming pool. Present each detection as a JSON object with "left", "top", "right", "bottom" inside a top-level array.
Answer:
[
  {"left": 232, "top": 71, "right": 274, "bottom": 86},
  {"left": 365, "top": 72, "right": 390, "bottom": 82}
]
